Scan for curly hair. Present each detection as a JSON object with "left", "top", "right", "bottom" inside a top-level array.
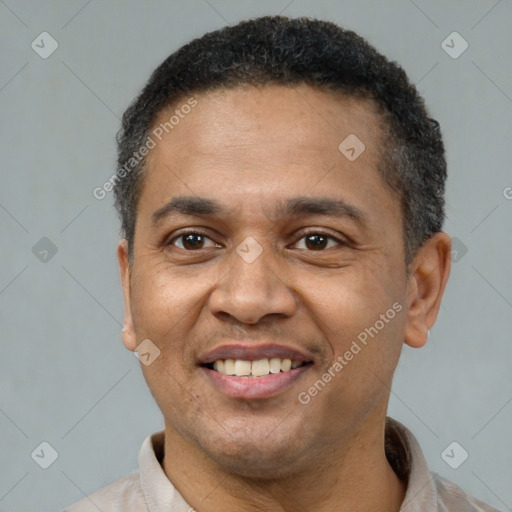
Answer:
[{"left": 114, "top": 15, "right": 446, "bottom": 266}]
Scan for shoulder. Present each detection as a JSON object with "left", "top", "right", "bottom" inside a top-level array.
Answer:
[
  {"left": 433, "top": 473, "right": 502, "bottom": 512},
  {"left": 63, "top": 471, "right": 146, "bottom": 512}
]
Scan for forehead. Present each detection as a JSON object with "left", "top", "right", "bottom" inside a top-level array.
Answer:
[
  {"left": 139, "top": 84, "right": 401, "bottom": 236},
  {"left": 149, "top": 85, "right": 383, "bottom": 164}
]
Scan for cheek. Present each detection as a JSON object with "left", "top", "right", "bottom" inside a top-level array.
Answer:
[
  {"left": 131, "top": 264, "right": 202, "bottom": 332},
  {"left": 131, "top": 267, "right": 207, "bottom": 411},
  {"left": 129, "top": 268, "right": 191, "bottom": 373},
  {"left": 303, "top": 262, "right": 406, "bottom": 398},
  {"left": 130, "top": 263, "right": 223, "bottom": 373},
  {"left": 306, "top": 262, "right": 403, "bottom": 344}
]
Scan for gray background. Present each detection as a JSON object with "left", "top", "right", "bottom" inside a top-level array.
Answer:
[{"left": 1, "top": 0, "right": 511, "bottom": 510}]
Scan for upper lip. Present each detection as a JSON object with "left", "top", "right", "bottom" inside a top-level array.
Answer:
[{"left": 198, "top": 342, "right": 312, "bottom": 365}]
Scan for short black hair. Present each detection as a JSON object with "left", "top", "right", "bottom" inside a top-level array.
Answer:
[{"left": 114, "top": 15, "right": 446, "bottom": 266}]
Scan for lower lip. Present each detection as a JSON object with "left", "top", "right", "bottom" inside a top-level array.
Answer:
[{"left": 200, "top": 365, "right": 311, "bottom": 400}]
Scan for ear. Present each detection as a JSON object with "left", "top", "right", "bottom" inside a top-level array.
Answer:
[
  {"left": 118, "top": 239, "right": 138, "bottom": 351},
  {"left": 404, "top": 232, "right": 452, "bottom": 348}
]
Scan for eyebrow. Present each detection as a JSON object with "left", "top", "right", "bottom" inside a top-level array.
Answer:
[{"left": 151, "top": 196, "right": 367, "bottom": 227}]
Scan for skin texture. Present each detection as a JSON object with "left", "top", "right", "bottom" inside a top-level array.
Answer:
[{"left": 118, "top": 84, "right": 451, "bottom": 512}]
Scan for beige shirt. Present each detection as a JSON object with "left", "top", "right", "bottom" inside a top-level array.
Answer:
[{"left": 65, "top": 417, "right": 500, "bottom": 511}]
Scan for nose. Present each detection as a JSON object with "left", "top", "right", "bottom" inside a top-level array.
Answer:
[{"left": 208, "top": 241, "right": 297, "bottom": 325}]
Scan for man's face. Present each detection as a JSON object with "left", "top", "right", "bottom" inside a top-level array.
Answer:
[{"left": 120, "top": 85, "right": 411, "bottom": 476}]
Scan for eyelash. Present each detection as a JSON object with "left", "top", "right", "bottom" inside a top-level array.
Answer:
[{"left": 167, "top": 229, "right": 347, "bottom": 251}]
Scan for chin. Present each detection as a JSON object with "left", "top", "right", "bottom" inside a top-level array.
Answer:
[
  {"left": 207, "top": 442, "right": 307, "bottom": 479},
  {"left": 193, "top": 421, "right": 311, "bottom": 479}
]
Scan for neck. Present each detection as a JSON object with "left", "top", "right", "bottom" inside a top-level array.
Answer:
[{"left": 162, "top": 413, "right": 406, "bottom": 512}]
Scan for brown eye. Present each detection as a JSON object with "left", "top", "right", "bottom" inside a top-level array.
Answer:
[
  {"left": 305, "top": 234, "right": 328, "bottom": 250},
  {"left": 295, "top": 232, "right": 342, "bottom": 251},
  {"left": 171, "top": 232, "right": 218, "bottom": 250}
]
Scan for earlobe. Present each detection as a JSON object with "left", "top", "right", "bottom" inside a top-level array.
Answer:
[
  {"left": 403, "top": 232, "right": 451, "bottom": 349},
  {"left": 117, "top": 239, "right": 138, "bottom": 351}
]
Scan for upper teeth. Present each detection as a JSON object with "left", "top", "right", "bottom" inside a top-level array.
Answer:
[{"left": 213, "top": 358, "right": 302, "bottom": 377}]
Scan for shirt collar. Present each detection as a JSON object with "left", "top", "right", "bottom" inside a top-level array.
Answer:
[
  {"left": 139, "top": 430, "right": 192, "bottom": 511},
  {"left": 385, "top": 417, "right": 439, "bottom": 511}
]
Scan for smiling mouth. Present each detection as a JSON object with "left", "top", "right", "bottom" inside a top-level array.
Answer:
[{"left": 203, "top": 358, "right": 313, "bottom": 378}]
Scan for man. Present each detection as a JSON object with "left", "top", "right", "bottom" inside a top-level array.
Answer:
[{"left": 67, "top": 16, "right": 499, "bottom": 512}]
